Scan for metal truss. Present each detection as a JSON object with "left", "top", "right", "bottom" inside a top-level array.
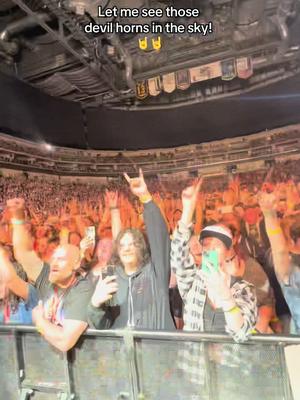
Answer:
[{"left": 11, "top": 0, "right": 120, "bottom": 94}]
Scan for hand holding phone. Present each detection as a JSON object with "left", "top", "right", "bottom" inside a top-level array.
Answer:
[
  {"left": 202, "top": 250, "right": 232, "bottom": 306},
  {"left": 91, "top": 275, "right": 118, "bottom": 308},
  {"left": 102, "top": 265, "right": 115, "bottom": 279},
  {"left": 201, "top": 250, "right": 219, "bottom": 274},
  {"left": 85, "top": 226, "right": 96, "bottom": 245}
]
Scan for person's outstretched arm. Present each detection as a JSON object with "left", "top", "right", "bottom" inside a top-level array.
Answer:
[
  {"left": 0, "top": 245, "right": 29, "bottom": 300},
  {"left": 171, "top": 180, "right": 202, "bottom": 301},
  {"left": 105, "top": 191, "right": 122, "bottom": 240},
  {"left": 258, "top": 191, "right": 291, "bottom": 284},
  {"left": 124, "top": 169, "right": 170, "bottom": 287},
  {"left": 7, "top": 198, "right": 43, "bottom": 281}
]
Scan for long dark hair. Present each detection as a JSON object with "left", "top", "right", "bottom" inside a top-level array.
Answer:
[{"left": 110, "top": 228, "right": 151, "bottom": 269}]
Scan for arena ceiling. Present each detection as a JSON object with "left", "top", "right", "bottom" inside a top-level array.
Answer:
[
  {"left": 0, "top": 0, "right": 300, "bottom": 150},
  {"left": 1, "top": 69, "right": 300, "bottom": 150}
]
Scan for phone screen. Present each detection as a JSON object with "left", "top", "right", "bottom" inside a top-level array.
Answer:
[
  {"left": 201, "top": 250, "right": 219, "bottom": 274},
  {"left": 106, "top": 265, "right": 115, "bottom": 276},
  {"left": 101, "top": 266, "right": 118, "bottom": 306},
  {"left": 102, "top": 265, "right": 115, "bottom": 279},
  {"left": 85, "top": 226, "right": 96, "bottom": 243}
]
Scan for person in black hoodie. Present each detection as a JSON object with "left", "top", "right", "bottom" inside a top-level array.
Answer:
[{"left": 88, "top": 169, "right": 175, "bottom": 331}]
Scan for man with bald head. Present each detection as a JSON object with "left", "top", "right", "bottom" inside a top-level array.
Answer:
[{"left": 4, "top": 199, "right": 94, "bottom": 352}]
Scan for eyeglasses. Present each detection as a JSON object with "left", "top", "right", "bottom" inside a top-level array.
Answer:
[{"left": 225, "top": 254, "right": 237, "bottom": 263}]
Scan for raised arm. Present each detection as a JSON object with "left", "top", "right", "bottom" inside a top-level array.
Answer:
[
  {"left": 171, "top": 180, "right": 202, "bottom": 301},
  {"left": 7, "top": 198, "right": 43, "bottom": 282},
  {"left": 171, "top": 222, "right": 196, "bottom": 302},
  {"left": 0, "top": 245, "right": 29, "bottom": 300},
  {"left": 105, "top": 191, "right": 122, "bottom": 240},
  {"left": 124, "top": 169, "right": 170, "bottom": 286},
  {"left": 258, "top": 191, "right": 291, "bottom": 284},
  {"left": 143, "top": 200, "right": 170, "bottom": 286}
]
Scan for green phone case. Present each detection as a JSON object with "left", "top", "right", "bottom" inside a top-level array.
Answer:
[{"left": 201, "top": 250, "right": 219, "bottom": 274}]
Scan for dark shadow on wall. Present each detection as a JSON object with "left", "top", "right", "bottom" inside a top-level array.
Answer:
[
  {"left": 86, "top": 74, "right": 300, "bottom": 150},
  {"left": 0, "top": 70, "right": 300, "bottom": 150},
  {"left": 0, "top": 72, "right": 86, "bottom": 148}
]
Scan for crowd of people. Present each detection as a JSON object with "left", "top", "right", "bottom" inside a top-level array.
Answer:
[{"left": 0, "top": 160, "right": 300, "bottom": 360}]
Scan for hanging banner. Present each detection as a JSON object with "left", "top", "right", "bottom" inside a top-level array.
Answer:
[
  {"left": 176, "top": 69, "right": 191, "bottom": 90},
  {"left": 236, "top": 57, "right": 254, "bottom": 79},
  {"left": 135, "top": 80, "right": 149, "bottom": 100},
  {"left": 190, "top": 61, "right": 222, "bottom": 83},
  {"left": 221, "top": 59, "right": 237, "bottom": 81},
  {"left": 162, "top": 72, "right": 176, "bottom": 93},
  {"left": 148, "top": 76, "right": 162, "bottom": 96}
]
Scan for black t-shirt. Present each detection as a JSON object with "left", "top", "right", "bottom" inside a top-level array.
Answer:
[{"left": 34, "top": 263, "right": 94, "bottom": 324}]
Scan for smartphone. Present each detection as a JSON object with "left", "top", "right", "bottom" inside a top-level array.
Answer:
[
  {"left": 85, "top": 226, "right": 96, "bottom": 244},
  {"left": 105, "top": 265, "right": 115, "bottom": 277},
  {"left": 102, "top": 265, "right": 118, "bottom": 306},
  {"left": 201, "top": 250, "right": 219, "bottom": 274},
  {"left": 102, "top": 265, "right": 116, "bottom": 280}
]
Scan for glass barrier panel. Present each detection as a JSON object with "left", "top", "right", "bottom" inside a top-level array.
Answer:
[
  {"left": 135, "top": 338, "right": 289, "bottom": 400},
  {"left": 135, "top": 338, "right": 210, "bottom": 400},
  {"left": 205, "top": 342, "right": 285, "bottom": 400},
  {"left": 22, "top": 332, "right": 68, "bottom": 391},
  {"left": 72, "top": 336, "right": 132, "bottom": 400},
  {"left": 0, "top": 332, "right": 19, "bottom": 400},
  {"left": 0, "top": 328, "right": 296, "bottom": 400}
]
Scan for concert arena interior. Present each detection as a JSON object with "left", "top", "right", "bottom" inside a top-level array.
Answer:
[{"left": 0, "top": 1, "right": 300, "bottom": 399}]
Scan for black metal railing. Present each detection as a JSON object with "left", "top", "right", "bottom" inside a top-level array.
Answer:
[{"left": 0, "top": 326, "right": 299, "bottom": 400}]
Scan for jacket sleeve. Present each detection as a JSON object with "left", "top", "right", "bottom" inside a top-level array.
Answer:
[
  {"left": 143, "top": 200, "right": 171, "bottom": 288},
  {"left": 227, "top": 281, "right": 257, "bottom": 343},
  {"left": 170, "top": 220, "right": 197, "bottom": 303},
  {"left": 87, "top": 303, "right": 113, "bottom": 329}
]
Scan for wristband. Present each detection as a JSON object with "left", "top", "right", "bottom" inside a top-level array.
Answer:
[
  {"left": 139, "top": 194, "right": 152, "bottom": 204},
  {"left": 224, "top": 306, "right": 240, "bottom": 314},
  {"left": 11, "top": 218, "right": 25, "bottom": 225},
  {"left": 266, "top": 227, "right": 282, "bottom": 236},
  {"left": 36, "top": 325, "right": 45, "bottom": 336},
  {"left": 270, "top": 317, "right": 280, "bottom": 323},
  {"left": 109, "top": 206, "right": 119, "bottom": 210}
]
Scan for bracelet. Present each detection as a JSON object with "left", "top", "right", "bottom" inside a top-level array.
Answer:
[
  {"left": 270, "top": 317, "right": 280, "bottom": 323},
  {"left": 11, "top": 218, "right": 25, "bottom": 226},
  {"left": 139, "top": 194, "right": 152, "bottom": 204},
  {"left": 266, "top": 227, "right": 282, "bottom": 236},
  {"left": 109, "top": 206, "right": 119, "bottom": 210},
  {"left": 224, "top": 306, "right": 240, "bottom": 314}
]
